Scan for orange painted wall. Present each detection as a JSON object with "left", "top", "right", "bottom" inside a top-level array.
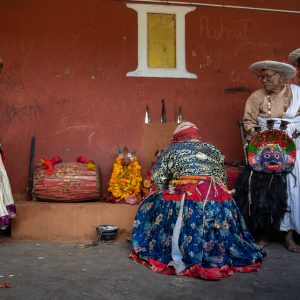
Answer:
[{"left": 0, "top": 0, "right": 299, "bottom": 194}]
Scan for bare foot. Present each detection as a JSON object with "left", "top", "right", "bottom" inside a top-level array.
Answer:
[
  {"left": 285, "top": 239, "right": 300, "bottom": 253},
  {"left": 285, "top": 230, "right": 300, "bottom": 253},
  {"left": 257, "top": 239, "right": 271, "bottom": 248}
]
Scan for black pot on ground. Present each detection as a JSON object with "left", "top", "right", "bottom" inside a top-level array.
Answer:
[{"left": 96, "top": 225, "right": 119, "bottom": 241}]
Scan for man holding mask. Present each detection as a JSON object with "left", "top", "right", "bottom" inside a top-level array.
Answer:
[{"left": 242, "top": 60, "right": 300, "bottom": 252}]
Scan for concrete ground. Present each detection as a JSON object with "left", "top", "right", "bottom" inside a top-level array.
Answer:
[{"left": 0, "top": 238, "right": 300, "bottom": 300}]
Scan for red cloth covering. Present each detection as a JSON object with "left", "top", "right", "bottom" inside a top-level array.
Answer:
[
  {"left": 40, "top": 156, "right": 62, "bottom": 175},
  {"left": 129, "top": 250, "right": 262, "bottom": 281},
  {"left": 171, "top": 127, "right": 202, "bottom": 143},
  {"left": 76, "top": 156, "right": 89, "bottom": 163},
  {"left": 162, "top": 176, "right": 232, "bottom": 202},
  {"left": 225, "top": 165, "right": 242, "bottom": 190}
]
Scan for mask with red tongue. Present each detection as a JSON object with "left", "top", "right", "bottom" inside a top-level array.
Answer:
[
  {"left": 260, "top": 145, "right": 284, "bottom": 173},
  {"left": 247, "top": 129, "right": 296, "bottom": 174}
]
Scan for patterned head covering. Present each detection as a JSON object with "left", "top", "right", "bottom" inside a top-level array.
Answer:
[
  {"left": 171, "top": 121, "right": 202, "bottom": 143},
  {"left": 249, "top": 60, "right": 296, "bottom": 80},
  {"left": 288, "top": 48, "right": 300, "bottom": 67}
]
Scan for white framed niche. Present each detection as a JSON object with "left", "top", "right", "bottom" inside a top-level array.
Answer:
[{"left": 126, "top": 3, "right": 197, "bottom": 79}]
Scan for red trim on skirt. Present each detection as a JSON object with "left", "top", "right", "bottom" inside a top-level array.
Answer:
[{"left": 129, "top": 250, "right": 262, "bottom": 281}]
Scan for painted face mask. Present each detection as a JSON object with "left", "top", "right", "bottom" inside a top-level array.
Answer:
[
  {"left": 248, "top": 129, "right": 296, "bottom": 174},
  {"left": 260, "top": 144, "right": 284, "bottom": 173}
]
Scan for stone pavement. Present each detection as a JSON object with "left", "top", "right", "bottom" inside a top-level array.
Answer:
[{"left": 0, "top": 239, "right": 300, "bottom": 300}]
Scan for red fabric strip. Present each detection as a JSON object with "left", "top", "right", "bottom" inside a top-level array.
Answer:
[
  {"left": 129, "top": 250, "right": 262, "bottom": 281},
  {"left": 162, "top": 181, "right": 232, "bottom": 203},
  {"left": 171, "top": 128, "right": 202, "bottom": 143}
]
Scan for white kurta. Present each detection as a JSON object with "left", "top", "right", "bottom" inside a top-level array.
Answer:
[
  {"left": 0, "top": 155, "right": 15, "bottom": 229},
  {"left": 258, "top": 84, "right": 300, "bottom": 233}
]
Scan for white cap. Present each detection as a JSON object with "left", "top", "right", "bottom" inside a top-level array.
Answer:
[
  {"left": 249, "top": 60, "right": 296, "bottom": 80},
  {"left": 288, "top": 48, "right": 300, "bottom": 67}
]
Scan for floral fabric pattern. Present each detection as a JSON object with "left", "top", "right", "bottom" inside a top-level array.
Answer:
[
  {"left": 152, "top": 142, "right": 227, "bottom": 190},
  {"left": 130, "top": 139, "right": 265, "bottom": 280},
  {"left": 131, "top": 184, "right": 266, "bottom": 280}
]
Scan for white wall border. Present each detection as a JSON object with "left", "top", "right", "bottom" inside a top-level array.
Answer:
[
  {"left": 127, "top": 0, "right": 300, "bottom": 14},
  {"left": 126, "top": 3, "right": 197, "bottom": 79}
]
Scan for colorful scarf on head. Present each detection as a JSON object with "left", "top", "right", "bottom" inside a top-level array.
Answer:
[{"left": 171, "top": 121, "right": 202, "bottom": 143}]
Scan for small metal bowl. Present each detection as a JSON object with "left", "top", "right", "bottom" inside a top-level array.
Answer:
[{"left": 96, "top": 225, "right": 119, "bottom": 241}]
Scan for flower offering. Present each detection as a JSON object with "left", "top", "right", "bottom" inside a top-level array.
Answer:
[{"left": 108, "top": 146, "right": 142, "bottom": 202}]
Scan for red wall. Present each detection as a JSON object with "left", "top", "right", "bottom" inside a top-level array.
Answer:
[{"left": 1, "top": 0, "right": 300, "bottom": 194}]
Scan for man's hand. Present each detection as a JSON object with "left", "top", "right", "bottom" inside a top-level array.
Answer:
[{"left": 292, "top": 129, "right": 300, "bottom": 139}]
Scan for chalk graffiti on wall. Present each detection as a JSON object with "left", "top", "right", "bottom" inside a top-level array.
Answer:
[
  {"left": 175, "top": 87, "right": 200, "bottom": 98},
  {"left": 45, "top": 27, "right": 98, "bottom": 75},
  {"left": 199, "top": 16, "right": 251, "bottom": 42},
  {"left": 194, "top": 15, "right": 284, "bottom": 83}
]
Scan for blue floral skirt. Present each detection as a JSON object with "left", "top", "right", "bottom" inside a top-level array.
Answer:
[{"left": 130, "top": 176, "right": 266, "bottom": 280}]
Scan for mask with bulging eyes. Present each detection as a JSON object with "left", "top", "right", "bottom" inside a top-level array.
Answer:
[
  {"left": 247, "top": 129, "right": 296, "bottom": 174},
  {"left": 260, "top": 145, "right": 284, "bottom": 173}
]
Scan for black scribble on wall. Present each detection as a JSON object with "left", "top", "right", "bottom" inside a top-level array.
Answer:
[
  {"left": 0, "top": 63, "right": 25, "bottom": 95},
  {"left": 55, "top": 98, "right": 67, "bottom": 105},
  {"left": 3, "top": 102, "right": 43, "bottom": 123},
  {"left": 224, "top": 87, "right": 252, "bottom": 94}
]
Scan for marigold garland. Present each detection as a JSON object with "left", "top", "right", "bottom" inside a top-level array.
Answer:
[{"left": 108, "top": 155, "right": 142, "bottom": 199}]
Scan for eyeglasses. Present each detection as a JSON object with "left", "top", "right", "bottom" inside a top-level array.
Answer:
[{"left": 257, "top": 72, "right": 278, "bottom": 81}]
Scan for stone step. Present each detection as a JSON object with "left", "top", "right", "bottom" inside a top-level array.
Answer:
[{"left": 11, "top": 195, "right": 138, "bottom": 242}]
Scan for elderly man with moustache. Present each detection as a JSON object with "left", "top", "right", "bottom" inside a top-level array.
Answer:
[{"left": 241, "top": 60, "right": 300, "bottom": 252}]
